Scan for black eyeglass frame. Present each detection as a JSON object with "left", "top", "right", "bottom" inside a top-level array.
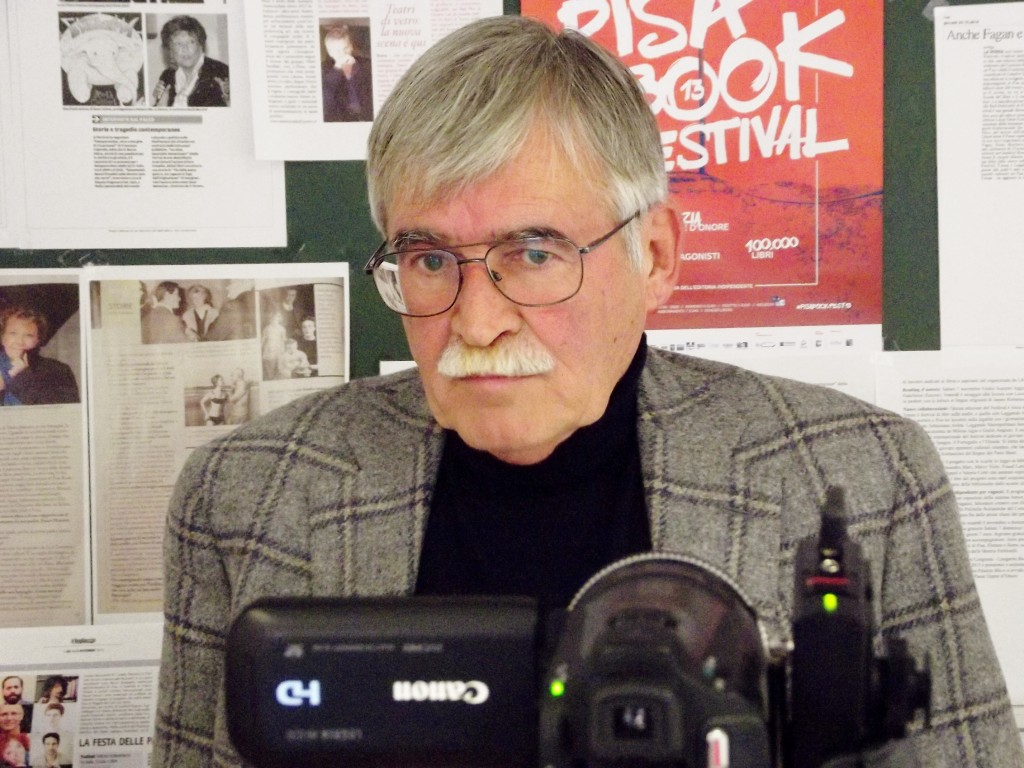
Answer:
[{"left": 363, "top": 211, "right": 642, "bottom": 317}]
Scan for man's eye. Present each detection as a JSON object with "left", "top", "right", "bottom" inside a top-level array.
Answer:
[
  {"left": 405, "top": 251, "right": 450, "bottom": 273},
  {"left": 422, "top": 253, "right": 447, "bottom": 271},
  {"left": 522, "top": 248, "right": 551, "bottom": 266}
]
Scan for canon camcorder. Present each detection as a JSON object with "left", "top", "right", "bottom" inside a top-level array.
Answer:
[{"left": 225, "top": 487, "right": 930, "bottom": 767}]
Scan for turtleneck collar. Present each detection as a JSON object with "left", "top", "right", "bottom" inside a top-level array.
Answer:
[{"left": 443, "top": 335, "right": 647, "bottom": 490}]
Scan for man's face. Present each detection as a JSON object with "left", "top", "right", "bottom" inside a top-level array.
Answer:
[
  {"left": 325, "top": 37, "right": 354, "bottom": 63},
  {"left": 0, "top": 703, "right": 23, "bottom": 733},
  {"left": 162, "top": 289, "right": 181, "bottom": 311},
  {"left": 44, "top": 736, "right": 59, "bottom": 759},
  {"left": 391, "top": 131, "right": 676, "bottom": 464},
  {"left": 1, "top": 678, "right": 21, "bottom": 704},
  {"left": 301, "top": 320, "right": 316, "bottom": 339}
]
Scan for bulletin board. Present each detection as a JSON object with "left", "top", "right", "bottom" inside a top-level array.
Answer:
[{"left": 1, "top": 0, "right": 1009, "bottom": 375}]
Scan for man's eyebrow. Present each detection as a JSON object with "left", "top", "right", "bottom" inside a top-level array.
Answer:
[
  {"left": 506, "top": 225, "right": 567, "bottom": 241},
  {"left": 390, "top": 230, "right": 442, "bottom": 250},
  {"left": 390, "top": 225, "right": 570, "bottom": 250}
]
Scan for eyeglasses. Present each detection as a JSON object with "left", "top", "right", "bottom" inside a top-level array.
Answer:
[{"left": 363, "top": 212, "right": 640, "bottom": 317}]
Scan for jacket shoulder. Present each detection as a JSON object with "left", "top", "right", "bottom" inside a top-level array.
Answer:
[
  {"left": 642, "top": 346, "right": 891, "bottom": 426},
  {"left": 203, "top": 369, "right": 431, "bottom": 454}
]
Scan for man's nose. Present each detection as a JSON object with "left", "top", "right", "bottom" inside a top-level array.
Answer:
[{"left": 449, "top": 259, "right": 522, "bottom": 346}]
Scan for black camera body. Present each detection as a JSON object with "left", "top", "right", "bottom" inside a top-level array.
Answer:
[
  {"left": 787, "top": 488, "right": 931, "bottom": 768},
  {"left": 538, "top": 487, "right": 930, "bottom": 768},
  {"left": 225, "top": 487, "right": 930, "bottom": 767},
  {"left": 226, "top": 595, "right": 541, "bottom": 767},
  {"left": 538, "top": 553, "right": 772, "bottom": 768}
]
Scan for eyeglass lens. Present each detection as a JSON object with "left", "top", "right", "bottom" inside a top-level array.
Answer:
[{"left": 373, "top": 237, "right": 584, "bottom": 316}]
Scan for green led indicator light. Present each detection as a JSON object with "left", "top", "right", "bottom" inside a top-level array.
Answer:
[
  {"left": 550, "top": 680, "right": 565, "bottom": 698},
  {"left": 822, "top": 593, "right": 839, "bottom": 613}
]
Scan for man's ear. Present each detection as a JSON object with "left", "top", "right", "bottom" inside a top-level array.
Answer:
[{"left": 642, "top": 202, "right": 681, "bottom": 311}]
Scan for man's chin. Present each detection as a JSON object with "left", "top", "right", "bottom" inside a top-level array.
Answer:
[{"left": 447, "top": 418, "right": 562, "bottom": 465}]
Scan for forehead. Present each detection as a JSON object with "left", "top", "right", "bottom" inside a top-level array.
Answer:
[
  {"left": 3, "top": 316, "right": 38, "bottom": 333},
  {"left": 388, "top": 131, "right": 610, "bottom": 240}
]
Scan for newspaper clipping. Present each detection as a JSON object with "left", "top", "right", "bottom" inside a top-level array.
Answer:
[
  {"left": 86, "top": 263, "right": 350, "bottom": 618},
  {"left": 3, "top": 0, "right": 285, "bottom": 248},
  {"left": 244, "top": 0, "right": 503, "bottom": 160},
  {"left": 0, "top": 273, "right": 89, "bottom": 629},
  {"left": 0, "top": 622, "right": 163, "bottom": 768}
]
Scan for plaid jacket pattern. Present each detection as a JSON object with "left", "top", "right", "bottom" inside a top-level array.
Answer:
[{"left": 153, "top": 348, "right": 1023, "bottom": 767}]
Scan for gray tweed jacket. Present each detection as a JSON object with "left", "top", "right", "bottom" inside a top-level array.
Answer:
[{"left": 154, "top": 348, "right": 1023, "bottom": 767}]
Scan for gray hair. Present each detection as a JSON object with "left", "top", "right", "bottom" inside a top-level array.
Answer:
[{"left": 366, "top": 15, "right": 667, "bottom": 268}]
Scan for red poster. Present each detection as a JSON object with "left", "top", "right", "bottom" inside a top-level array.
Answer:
[{"left": 522, "top": 1, "right": 882, "bottom": 338}]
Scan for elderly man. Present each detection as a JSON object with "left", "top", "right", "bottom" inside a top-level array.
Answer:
[{"left": 153, "top": 15, "right": 1022, "bottom": 768}]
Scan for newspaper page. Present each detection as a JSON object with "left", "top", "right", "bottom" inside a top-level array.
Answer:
[
  {"left": 524, "top": 0, "right": 884, "bottom": 354},
  {"left": 244, "top": 0, "right": 503, "bottom": 160},
  {"left": 934, "top": 3, "right": 1024, "bottom": 348},
  {"left": 85, "top": 263, "right": 350, "bottom": 619},
  {"left": 0, "top": 271, "right": 89, "bottom": 629},
  {"left": 4, "top": 0, "right": 286, "bottom": 249},
  {"left": 876, "top": 350, "right": 1024, "bottom": 733},
  {"left": 0, "top": 5, "right": 25, "bottom": 249},
  {"left": 0, "top": 621, "right": 162, "bottom": 768}
]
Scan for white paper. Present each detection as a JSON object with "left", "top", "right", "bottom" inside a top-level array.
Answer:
[
  {"left": 3, "top": 0, "right": 286, "bottom": 248},
  {"left": 244, "top": 0, "right": 503, "bottom": 160},
  {"left": 0, "top": 622, "right": 162, "bottom": 767},
  {"left": 647, "top": 323, "right": 883, "bottom": 362},
  {"left": 876, "top": 349, "right": 1024, "bottom": 729},
  {"left": 935, "top": 3, "right": 1024, "bottom": 347},
  {"left": 0, "top": 271, "right": 90, "bottom": 628},
  {"left": 0, "top": 5, "right": 25, "bottom": 249},
  {"left": 84, "top": 262, "right": 350, "bottom": 619}
]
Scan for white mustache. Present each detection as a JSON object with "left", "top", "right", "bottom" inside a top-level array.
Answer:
[{"left": 437, "top": 335, "right": 555, "bottom": 378}]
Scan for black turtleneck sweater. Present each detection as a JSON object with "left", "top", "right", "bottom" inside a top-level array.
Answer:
[{"left": 415, "top": 339, "right": 651, "bottom": 610}]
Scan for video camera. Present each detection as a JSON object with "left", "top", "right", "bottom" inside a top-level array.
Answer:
[{"left": 225, "top": 487, "right": 930, "bottom": 767}]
